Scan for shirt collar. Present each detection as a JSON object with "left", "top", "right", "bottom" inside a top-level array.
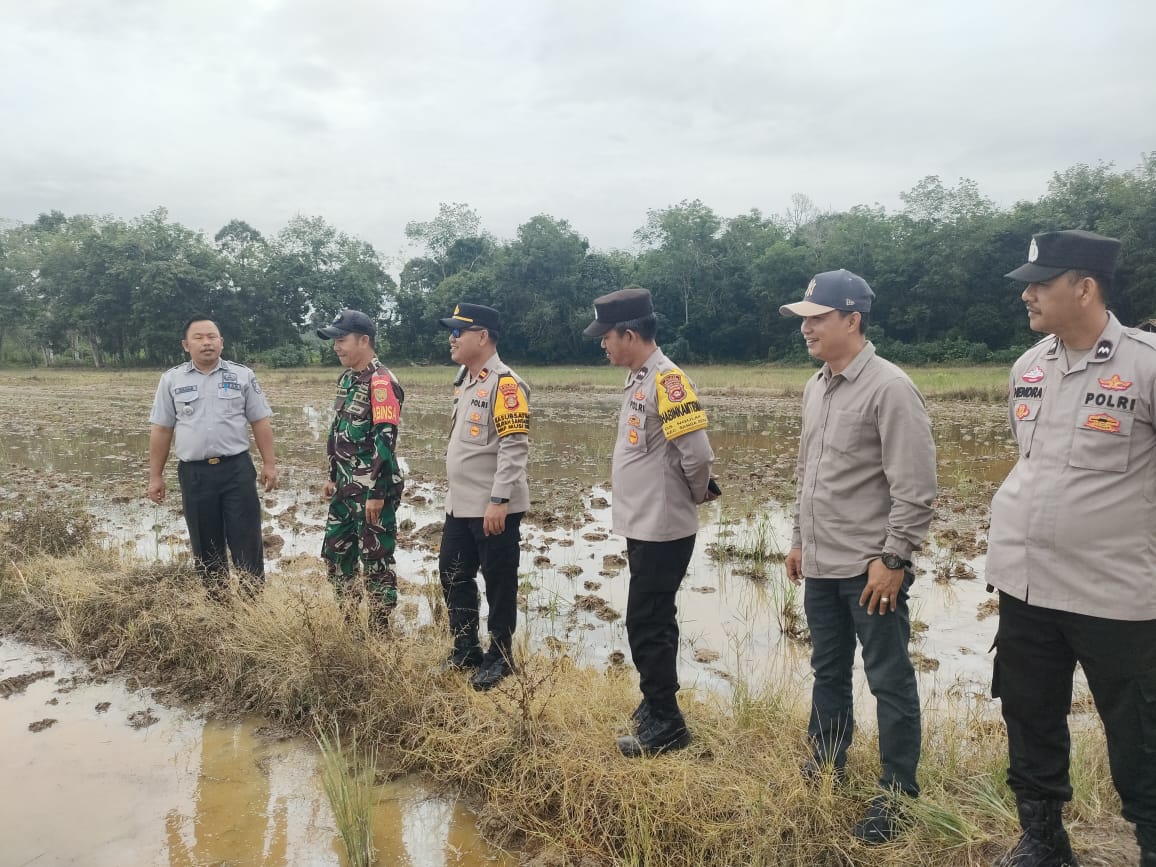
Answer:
[
  {"left": 352, "top": 357, "right": 381, "bottom": 382},
  {"left": 1044, "top": 313, "right": 1122, "bottom": 365},
  {"left": 821, "top": 341, "right": 876, "bottom": 384},
  {"left": 623, "top": 348, "right": 664, "bottom": 389},
  {"left": 469, "top": 352, "right": 502, "bottom": 385}
]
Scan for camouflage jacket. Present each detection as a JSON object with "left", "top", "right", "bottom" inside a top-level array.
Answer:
[{"left": 327, "top": 359, "right": 404, "bottom": 502}]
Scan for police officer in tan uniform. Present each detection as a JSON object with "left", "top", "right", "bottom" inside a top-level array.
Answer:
[
  {"left": 437, "top": 303, "right": 530, "bottom": 691},
  {"left": 584, "top": 286, "right": 717, "bottom": 757},
  {"left": 988, "top": 230, "right": 1156, "bottom": 867}
]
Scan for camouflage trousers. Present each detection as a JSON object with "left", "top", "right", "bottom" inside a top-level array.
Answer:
[{"left": 322, "top": 486, "right": 399, "bottom": 610}]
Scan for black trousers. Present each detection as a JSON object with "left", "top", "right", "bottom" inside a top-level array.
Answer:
[
  {"left": 625, "top": 535, "right": 696, "bottom": 717},
  {"left": 994, "top": 591, "right": 1156, "bottom": 850},
  {"left": 438, "top": 512, "right": 523, "bottom": 654},
  {"left": 177, "top": 453, "right": 264, "bottom": 589}
]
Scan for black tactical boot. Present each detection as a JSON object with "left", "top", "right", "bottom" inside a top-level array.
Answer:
[
  {"left": 994, "top": 799, "right": 1079, "bottom": 866},
  {"left": 470, "top": 646, "right": 514, "bottom": 691},
  {"left": 630, "top": 699, "right": 653, "bottom": 732},
  {"left": 852, "top": 793, "right": 904, "bottom": 844},
  {"left": 440, "top": 631, "right": 484, "bottom": 671},
  {"left": 616, "top": 707, "right": 691, "bottom": 757}
]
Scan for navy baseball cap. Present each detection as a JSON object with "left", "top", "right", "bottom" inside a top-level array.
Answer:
[
  {"left": 780, "top": 269, "right": 875, "bottom": 318},
  {"left": 1006, "top": 229, "right": 1121, "bottom": 283},
  {"left": 583, "top": 286, "right": 654, "bottom": 337},
  {"left": 439, "top": 303, "right": 501, "bottom": 333},
  {"left": 317, "top": 308, "right": 376, "bottom": 339}
]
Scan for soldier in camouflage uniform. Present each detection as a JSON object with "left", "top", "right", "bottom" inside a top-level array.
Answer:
[{"left": 317, "top": 309, "right": 405, "bottom": 629}]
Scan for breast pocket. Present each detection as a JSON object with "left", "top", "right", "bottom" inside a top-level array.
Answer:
[
  {"left": 172, "top": 388, "right": 202, "bottom": 420},
  {"left": 459, "top": 411, "right": 493, "bottom": 446},
  {"left": 1012, "top": 400, "right": 1041, "bottom": 458},
  {"left": 825, "top": 409, "right": 863, "bottom": 454},
  {"left": 1069, "top": 409, "right": 1134, "bottom": 472},
  {"left": 217, "top": 385, "right": 245, "bottom": 415},
  {"left": 621, "top": 409, "right": 649, "bottom": 454}
]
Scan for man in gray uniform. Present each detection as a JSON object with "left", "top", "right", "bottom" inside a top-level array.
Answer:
[
  {"left": 437, "top": 303, "right": 530, "bottom": 691},
  {"left": 147, "top": 316, "right": 278, "bottom": 596},
  {"left": 988, "top": 230, "right": 1156, "bottom": 867},
  {"left": 781, "top": 270, "right": 936, "bottom": 843},
  {"left": 584, "top": 286, "right": 717, "bottom": 757}
]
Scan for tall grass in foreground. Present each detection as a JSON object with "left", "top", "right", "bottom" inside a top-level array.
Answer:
[
  {"left": 316, "top": 722, "right": 378, "bottom": 867},
  {"left": 0, "top": 547, "right": 1134, "bottom": 866}
]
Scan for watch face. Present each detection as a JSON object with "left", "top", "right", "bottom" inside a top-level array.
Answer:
[{"left": 881, "top": 554, "right": 903, "bottom": 570}]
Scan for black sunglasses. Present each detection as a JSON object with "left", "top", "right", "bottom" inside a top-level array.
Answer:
[{"left": 450, "top": 326, "right": 483, "bottom": 338}]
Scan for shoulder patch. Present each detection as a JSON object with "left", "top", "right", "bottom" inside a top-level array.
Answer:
[
  {"left": 656, "top": 368, "right": 708, "bottom": 440},
  {"left": 493, "top": 375, "right": 529, "bottom": 437},
  {"left": 371, "top": 371, "right": 401, "bottom": 426}
]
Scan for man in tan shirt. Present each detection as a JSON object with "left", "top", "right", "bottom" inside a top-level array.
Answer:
[
  {"left": 987, "top": 230, "right": 1156, "bottom": 867},
  {"left": 782, "top": 270, "right": 936, "bottom": 844},
  {"left": 437, "top": 303, "right": 530, "bottom": 691},
  {"left": 584, "top": 286, "right": 717, "bottom": 757}
]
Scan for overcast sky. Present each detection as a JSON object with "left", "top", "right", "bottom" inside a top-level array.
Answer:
[{"left": 3, "top": 0, "right": 1154, "bottom": 259}]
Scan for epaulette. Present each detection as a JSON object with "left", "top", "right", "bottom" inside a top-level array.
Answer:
[{"left": 1123, "top": 328, "right": 1156, "bottom": 351}]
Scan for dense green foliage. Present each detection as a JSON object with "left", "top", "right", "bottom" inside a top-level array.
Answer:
[{"left": 2, "top": 158, "right": 1153, "bottom": 367}]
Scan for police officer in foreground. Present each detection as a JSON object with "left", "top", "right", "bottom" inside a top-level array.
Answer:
[
  {"left": 584, "top": 286, "right": 717, "bottom": 757},
  {"left": 317, "top": 309, "right": 405, "bottom": 631},
  {"left": 437, "top": 303, "right": 530, "bottom": 691},
  {"left": 147, "top": 316, "right": 278, "bottom": 597},
  {"left": 781, "top": 271, "right": 936, "bottom": 843},
  {"left": 987, "top": 231, "right": 1156, "bottom": 867}
]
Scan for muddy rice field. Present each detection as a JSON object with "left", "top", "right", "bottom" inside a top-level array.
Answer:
[{"left": 0, "top": 366, "right": 1049, "bottom": 865}]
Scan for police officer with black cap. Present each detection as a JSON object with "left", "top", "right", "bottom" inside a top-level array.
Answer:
[
  {"left": 584, "top": 286, "right": 718, "bottom": 757},
  {"left": 987, "top": 230, "right": 1156, "bottom": 866},
  {"left": 317, "top": 308, "right": 405, "bottom": 630},
  {"left": 437, "top": 303, "right": 530, "bottom": 690}
]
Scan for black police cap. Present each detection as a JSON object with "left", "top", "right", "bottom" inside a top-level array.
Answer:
[
  {"left": 317, "top": 308, "right": 376, "bottom": 340},
  {"left": 438, "top": 303, "right": 501, "bottom": 333},
  {"left": 1006, "top": 229, "right": 1121, "bottom": 283},
  {"left": 583, "top": 286, "right": 655, "bottom": 337}
]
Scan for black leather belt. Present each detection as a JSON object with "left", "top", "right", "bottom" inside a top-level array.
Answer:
[{"left": 181, "top": 452, "right": 247, "bottom": 466}]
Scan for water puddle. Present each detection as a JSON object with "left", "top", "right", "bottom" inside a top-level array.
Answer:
[{"left": 0, "top": 637, "right": 513, "bottom": 867}]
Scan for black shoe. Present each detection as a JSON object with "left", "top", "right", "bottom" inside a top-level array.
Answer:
[
  {"left": 630, "top": 700, "right": 653, "bottom": 731},
  {"left": 801, "top": 756, "right": 847, "bottom": 785},
  {"left": 617, "top": 712, "right": 691, "bottom": 757},
  {"left": 993, "top": 799, "right": 1079, "bottom": 867},
  {"left": 440, "top": 645, "right": 484, "bottom": 672},
  {"left": 470, "top": 652, "right": 514, "bottom": 691},
  {"left": 852, "top": 794, "right": 904, "bottom": 844}
]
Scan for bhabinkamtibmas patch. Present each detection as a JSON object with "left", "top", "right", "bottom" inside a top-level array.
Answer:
[
  {"left": 493, "top": 375, "right": 529, "bottom": 437},
  {"left": 371, "top": 372, "right": 401, "bottom": 426},
  {"left": 657, "top": 368, "right": 708, "bottom": 440}
]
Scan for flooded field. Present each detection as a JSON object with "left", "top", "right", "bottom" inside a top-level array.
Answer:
[{"left": 0, "top": 367, "right": 1024, "bottom": 865}]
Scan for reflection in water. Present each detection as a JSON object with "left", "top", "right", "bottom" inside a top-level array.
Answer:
[{"left": 0, "top": 640, "right": 512, "bottom": 867}]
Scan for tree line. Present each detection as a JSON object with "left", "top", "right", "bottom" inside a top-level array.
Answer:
[{"left": 1, "top": 156, "right": 1153, "bottom": 368}]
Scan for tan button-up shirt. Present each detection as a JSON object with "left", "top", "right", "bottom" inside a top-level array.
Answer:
[
  {"left": 611, "top": 348, "right": 715, "bottom": 542},
  {"left": 987, "top": 313, "right": 1156, "bottom": 620},
  {"left": 445, "top": 353, "right": 530, "bottom": 518},
  {"left": 792, "top": 342, "right": 936, "bottom": 579}
]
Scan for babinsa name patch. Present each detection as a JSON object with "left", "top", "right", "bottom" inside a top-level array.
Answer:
[
  {"left": 656, "top": 368, "right": 708, "bottom": 440},
  {"left": 493, "top": 375, "right": 529, "bottom": 437}
]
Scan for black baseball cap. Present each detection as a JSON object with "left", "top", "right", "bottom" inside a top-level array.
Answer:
[
  {"left": 317, "top": 308, "right": 376, "bottom": 340},
  {"left": 439, "top": 303, "right": 501, "bottom": 333},
  {"left": 779, "top": 269, "right": 875, "bottom": 318},
  {"left": 583, "top": 286, "right": 654, "bottom": 337},
  {"left": 1006, "top": 229, "right": 1121, "bottom": 283}
]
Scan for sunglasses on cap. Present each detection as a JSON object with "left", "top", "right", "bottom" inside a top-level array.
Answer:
[{"left": 450, "top": 326, "right": 484, "bottom": 338}]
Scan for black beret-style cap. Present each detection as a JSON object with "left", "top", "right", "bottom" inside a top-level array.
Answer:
[
  {"left": 317, "top": 308, "right": 376, "bottom": 339},
  {"left": 438, "top": 303, "right": 501, "bottom": 333},
  {"left": 1006, "top": 229, "right": 1121, "bottom": 283},
  {"left": 583, "top": 286, "right": 655, "bottom": 337}
]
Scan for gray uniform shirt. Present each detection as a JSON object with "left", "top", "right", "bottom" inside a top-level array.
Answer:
[
  {"left": 987, "top": 313, "right": 1156, "bottom": 620},
  {"left": 149, "top": 360, "right": 272, "bottom": 462},
  {"left": 611, "top": 348, "right": 715, "bottom": 542},
  {"left": 792, "top": 342, "right": 936, "bottom": 579},
  {"left": 445, "top": 352, "right": 531, "bottom": 518}
]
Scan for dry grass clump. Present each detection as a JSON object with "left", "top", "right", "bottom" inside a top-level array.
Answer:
[
  {"left": 0, "top": 547, "right": 1134, "bottom": 866},
  {"left": 1, "top": 504, "right": 94, "bottom": 558}
]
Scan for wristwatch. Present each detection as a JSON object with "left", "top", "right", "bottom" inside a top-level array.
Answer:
[
  {"left": 490, "top": 496, "right": 509, "bottom": 505},
  {"left": 880, "top": 552, "right": 908, "bottom": 570}
]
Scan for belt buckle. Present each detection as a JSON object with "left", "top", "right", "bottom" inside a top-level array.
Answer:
[{"left": 207, "top": 457, "right": 221, "bottom": 465}]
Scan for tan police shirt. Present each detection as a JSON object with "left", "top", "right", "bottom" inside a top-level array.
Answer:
[
  {"left": 445, "top": 352, "right": 530, "bottom": 518},
  {"left": 611, "top": 348, "right": 715, "bottom": 542},
  {"left": 986, "top": 313, "right": 1156, "bottom": 620},
  {"left": 791, "top": 342, "right": 936, "bottom": 579},
  {"left": 149, "top": 360, "right": 272, "bottom": 462}
]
